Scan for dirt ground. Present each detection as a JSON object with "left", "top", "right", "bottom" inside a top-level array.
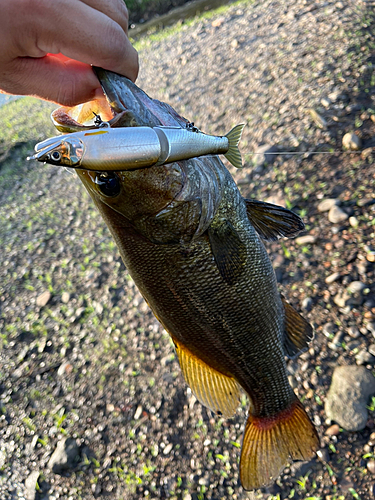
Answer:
[{"left": 1, "top": 0, "right": 375, "bottom": 499}]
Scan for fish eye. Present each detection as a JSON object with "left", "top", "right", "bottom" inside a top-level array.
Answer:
[{"left": 94, "top": 172, "right": 121, "bottom": 197}]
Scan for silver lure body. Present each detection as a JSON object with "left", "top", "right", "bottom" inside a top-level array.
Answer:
[{"left": 30, "top": 124, "right": 243, "bottom": 171}]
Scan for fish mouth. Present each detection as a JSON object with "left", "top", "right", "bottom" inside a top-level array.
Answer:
[
  {"left": 93, "top": 67, "right": 187, "bottom": 128},
  {"left": 49, "top": 67, "right": 190, "bottom": 133}
]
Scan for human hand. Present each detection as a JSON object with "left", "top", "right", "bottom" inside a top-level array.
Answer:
[{"left": 0, "top": 0, "right": 139, "bottom": 106}]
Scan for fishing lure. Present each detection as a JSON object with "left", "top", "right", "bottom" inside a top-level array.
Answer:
[{"left": 29, "top": 122, "right": 245, "bottom": 171}]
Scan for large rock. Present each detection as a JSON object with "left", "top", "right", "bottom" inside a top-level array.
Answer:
[{"left": 325, "top": 366, "right": 375, "bottom": 431}]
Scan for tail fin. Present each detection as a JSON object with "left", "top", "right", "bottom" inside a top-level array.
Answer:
[
  {"left": 240, "top": 398, "right": 319, "bottom": 490},
  {"left": 224, "top": 124, "right": 245, "bottom": 169}
]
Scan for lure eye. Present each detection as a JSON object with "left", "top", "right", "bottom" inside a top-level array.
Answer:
[
  {"left": 51, "top": 151, "right": 61, "bottom": 161},
  {"left": 94, "top": 173, "right": 121, "bottom": 197}
]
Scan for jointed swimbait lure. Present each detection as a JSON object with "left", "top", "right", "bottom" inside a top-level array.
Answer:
[{"left": 29, "top": 122, "right": 244, "bottom": 171}]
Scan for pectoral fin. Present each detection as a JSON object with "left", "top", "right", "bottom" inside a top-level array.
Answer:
[
  {"left": 208, "top": 220, "right": 247, "bottom": 286},
  {"left": 174, "top": 339, "right": 241, "bottom": 418},
  {"left": 244, "top": 199, "right": 305, "bottom": 241},
  {"left": 282, "top": 298, "right": 314, "bottom": 358}
]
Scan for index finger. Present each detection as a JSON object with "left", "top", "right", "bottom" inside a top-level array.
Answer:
[{"left": 26, "top": 0, "right": 139, "bottom": 81}]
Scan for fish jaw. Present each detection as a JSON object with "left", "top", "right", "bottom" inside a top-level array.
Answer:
[{"left": 93, "top": 67, "right": 190, "bottom": 128}]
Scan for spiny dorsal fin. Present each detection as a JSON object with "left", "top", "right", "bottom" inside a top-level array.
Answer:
[
  {"left": 282, "top": 297, "right": 314, "bottom": 358},
  {"left": 208, "top": 220, "right": 247, "bottom": 286},
  {"left": 244, "top": 199, "right": 305, "bottom": 241},
  {"left": 224, "top": 124, "right": 245, "bottom": 169},
  {"left": 173, "top": 339, "right": 241, "bottom": 418},
  {"left": 240, "top": 397, "right": 319, "bottom": 490}
]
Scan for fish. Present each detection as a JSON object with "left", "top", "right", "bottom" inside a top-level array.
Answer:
[
  {"left": 32, "top": 67, "right": 320, "bottom": 490},
  {"left": 30, "top": 117, "right": 244, "bottom": 171}
]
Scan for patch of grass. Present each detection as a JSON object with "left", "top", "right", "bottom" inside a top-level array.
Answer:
[
  {"left": 132, "top": 0, "right": 255, "bottom": 49},
  {"left": 0, "top": 97, "right": 55, "bottom": 157}
]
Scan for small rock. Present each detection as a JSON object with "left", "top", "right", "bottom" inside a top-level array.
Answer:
[
  {"left": 0, "top": 450, "right": 5, "bottom": 468},
  {"left": 323, "top": 322, "right": 337, "bottom": 337},
  {"left": 57, "top": 362, "right": 73, "bottom": 377},
  {"left": 163, "top": 443, "right": 173, "bottom": 455},
  {"left": 61, "top": 292, "right": 70, "bottom": 303},
  {"left": 366, "top": 252, "right": 375, "bottom": 263},
  {"left": 347, "top": 340, "right": 361, "bottom": 351},
  {"left": 349, "top": 216, "right": 359, "bottom": 228},
  {"left": 25, "top": 470, "right": 40, "bottom": 500},
  {"left": 347, "top": 326, "right": 360, "bottom": 339},
  {"left": 325, "top": 424, "right": 340, "bottom": 436},
  {"left": 230, "top": 39, "right": 239, "bottom": 49},
  {"left": 328, "top": 205, "right": 349, "bottom": 224},
  {"left": 361, "top": 148, "right": 373, "bottom": 160},
  {"left": 367, "top": 322, "right": 375, "bottom": 337},
  {"left": 317, "top": 198, "right": 339, "bottom": 212},
  {"left": 321, "top": 97, "right": 332, "bottom": 108},
  {"left": 367, "top": 460, "right": 375, "bottom": 474},
  {"left": 328, "top": 91, "right": 348, "bottom": 102},
  {"left": 295, "top": 234, "right": 316, "bottom": 245},
  {"left": 317, "top": 448, "right": 330, "bottom": 462},
  {"left": 134, "top": 405, "right": 143, "bottom": 420},
  {"left": 333, "top": 291, "right": 351, "bottom": 308},
  {"left": 309, "top": 108, "right": 327, "bottom": 129},
  {"left": 347, "top": 281, "right": 366, "bottom": 294},
  {"left": 356, "top": 349, "right": 375, "bottom": 366},
  {"left": 342, "top": 132, "right": 361, "bottom": 151},
  {"left": 36, "top": 290, "right": 51, "bottom": 307},
  {"left": 325, "top": 272, "right": 340, "bottom": 284},
  {"left": 325, "top": 366, "right": 375, "bottom": 431},
  {"left": 330, "top": 330, "right": 345, "bottom": 348},
  {"left": 358, "top": 198, "right": 375, "bottom": 207},
  {"left": 369, "top": 345, "right": 375, "bottom": 357},
  {"left": 302, "top": 297, "right": 313, "bottom": 312},
  {"left": 211, "top": 17, "right": 224, "bottom": 27},
  {"left": 48, "top": 437, "right": 80, "bottom": 473}
]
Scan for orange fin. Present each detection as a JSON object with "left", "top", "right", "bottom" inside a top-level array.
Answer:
[
  {"left": 240, "top": 398, "right": 319, "bottom": 490},
  {"left": 173, "top": 339, "right": 241, "bottom": 418},
  {"left": 282, "top": 298, "right": 314, "bottom": 358},
  {"left": 244, "top": 199, "right": 304, "bottom": 241}
]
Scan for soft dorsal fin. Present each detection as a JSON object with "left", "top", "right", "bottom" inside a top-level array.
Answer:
[
  {"left": 208, "top": 220, "right": 247, "bottom": 286},
  {"left": 282, "top": 298, "right": 314, "bottom": 358},
  {"left": 244, "top": 199, "right": 305, "bottom": 241},
  {"left": 173, "top": 339, "right": 241, "bottom": 418}
]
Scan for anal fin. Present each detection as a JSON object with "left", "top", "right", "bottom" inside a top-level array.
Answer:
[
  {"left": 282, "top": 298, "right": 314, "bottom": 358},
  {"left": 173, "top": 339, "right": 241, "bottom": 418}
]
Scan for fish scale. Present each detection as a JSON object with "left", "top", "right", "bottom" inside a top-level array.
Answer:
[{"left": 33, "top": 67, "right": 320, "bottom": 490}]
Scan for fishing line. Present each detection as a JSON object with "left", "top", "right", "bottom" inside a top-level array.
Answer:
[{"left": 240, "top": 150, "right": 370, "bottom": 156}]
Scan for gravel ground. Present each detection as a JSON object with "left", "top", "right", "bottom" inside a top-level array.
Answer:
[{"left": 1, "top": 0, "right": 375, "bottom": 499}]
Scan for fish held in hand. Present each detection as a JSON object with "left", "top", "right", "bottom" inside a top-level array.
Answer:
[{"left": 35, "top": 67, "right": 319, "bottom": 490}]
